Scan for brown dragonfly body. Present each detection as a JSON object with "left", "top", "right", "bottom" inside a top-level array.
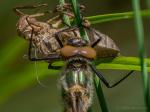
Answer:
[{"left": 13, "top": 3, "right": 131, "bottom": 112}]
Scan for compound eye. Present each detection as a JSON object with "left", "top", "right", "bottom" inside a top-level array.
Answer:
[
  {"left": 81, "top": 47, "right": 96, "bottom": 59},
  {"left": 60, "top": 45, "right": 78, "bottom": 57}
]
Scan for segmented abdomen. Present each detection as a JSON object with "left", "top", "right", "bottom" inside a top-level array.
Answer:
[{"left": 60, "top": 63, "right": 93, "bottom": 112}]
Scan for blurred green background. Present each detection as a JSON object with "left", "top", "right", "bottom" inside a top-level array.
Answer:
[{"left": 0, "top": 0, "right": 150, "bottom": 112}]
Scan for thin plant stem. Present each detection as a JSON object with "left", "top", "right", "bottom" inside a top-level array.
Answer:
[
  {"left": 59, "top": 0, "right": 71, "bottom": 26},
  {"left": 132, "top": 0, "right": 150, "bottom": 111},
  {"left": 86, "top": 10, "right": 150, "bottom": 25},
  {"left": 69, "top": 0, "right": 89, "bottom": 41},
  {"left": 50, "top": 56, "right": 150, "bottom": 72},
  {"left": 94, "top": 76, "right": 109, "bottom": 112}
]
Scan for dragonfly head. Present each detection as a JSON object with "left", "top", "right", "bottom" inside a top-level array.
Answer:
[{"left": 60, "top": 38, "right": 96, "bottom": 60}]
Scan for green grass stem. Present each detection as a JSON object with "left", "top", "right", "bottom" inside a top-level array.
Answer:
[
  {"left": 69, "top": 0, "right": 89, "bottom": 41},
  {"left": 132, "top": 0, "right": 150, "bottom": 111},
  {"left": 59, "top": 0, "right": 71, "bottom": 26},
  {"left": 87, "top": 10, "right": 150, "bottom": 24},
  {"left": 94, "top": 76, "right": 109, "bottom": 112},
  {"left": 51, "top": 57, "right": 150, "bottom": 72}
]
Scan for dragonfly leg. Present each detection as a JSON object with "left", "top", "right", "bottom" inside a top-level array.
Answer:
[
  {"left": 28, "top": 40, "right": 60, "bottom": 61},
  {"left": 28, "top": 29, "right": 60, "bottom": 61},
  {"left": 89, "top": 64, "right": 134, "bottom": 88},
  {"left": 84, "top": 27, "right": 102, "bottom": 48},
  {"left": 91, "top": 38, "right": 101, "bottom": 48}
]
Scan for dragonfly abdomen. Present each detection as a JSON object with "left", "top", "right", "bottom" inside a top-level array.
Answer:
[{"left": 61, "top": 62, "right": 93, "bottom": 112}]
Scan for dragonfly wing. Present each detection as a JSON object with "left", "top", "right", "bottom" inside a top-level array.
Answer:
[{"left": 87, "top": 29, "right": 120, "bottom": 58}]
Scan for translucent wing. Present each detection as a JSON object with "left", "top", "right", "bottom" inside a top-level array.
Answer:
[{"left": 87, "top": 29, "right": 120, "bottom": 58}]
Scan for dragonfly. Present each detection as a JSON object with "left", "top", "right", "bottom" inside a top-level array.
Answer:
[{"left": 14, "top": 3, "right": 134, "bottom": 112}]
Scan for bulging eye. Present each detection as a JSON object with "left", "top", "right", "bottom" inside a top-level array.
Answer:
[
  {"left": 60, "top": 45, "right": 96, "bottom": 59},
  {"left": 81, "top": 47, "right": 96, "bottom": 59},
  {"left": 60, "top": 45, "right": 77, "bottom": 57}
]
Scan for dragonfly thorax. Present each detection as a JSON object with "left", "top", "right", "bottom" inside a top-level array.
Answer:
[{"left": 66, "top": 57, "right": 90, "bottom": 70}]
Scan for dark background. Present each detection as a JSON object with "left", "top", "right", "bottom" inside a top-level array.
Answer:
[{"left": 0, "top": 0, "right": 149, "bottom": 112}]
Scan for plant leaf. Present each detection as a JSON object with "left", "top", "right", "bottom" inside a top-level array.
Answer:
[
  {"left": 132, "top": 0, "right": 150, "bottom": 111},
  {"left": 69, "top": 0, "right": 89, "bottom": 41},
  {"left": 94, "top": 76, "right": 109, "bottom": 112},
  {"left": 50, "top": 56, "right": 150, "bottom": 72},
  {"left": 86, "top": 10, "right": 150, "bottom": 24}
]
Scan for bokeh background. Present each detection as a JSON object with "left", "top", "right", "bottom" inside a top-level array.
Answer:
[{"left": 0, "top": 0, "right": 150, "bottom": 112}]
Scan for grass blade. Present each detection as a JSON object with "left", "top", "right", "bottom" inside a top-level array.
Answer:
[
  {"left": 69, "top": 0, "right": 89, "bottom": 41},
  {"left": 51, "top": 56, "right": 150, "bottom": 72},
  {"left": 94, "top": 76, "right": 109, "bottom": 112},
  {"left": 59, "top": 0, "right": 71, "bottom": 26},
  {"left": 97, "top": 64, "right": 150, "bottom": 72},
  {"left": 86, "top": 10, "right": 150, "bottom": 24},
  {"left": 132, "top": 0, "right": 150, "bottom": 111}
]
